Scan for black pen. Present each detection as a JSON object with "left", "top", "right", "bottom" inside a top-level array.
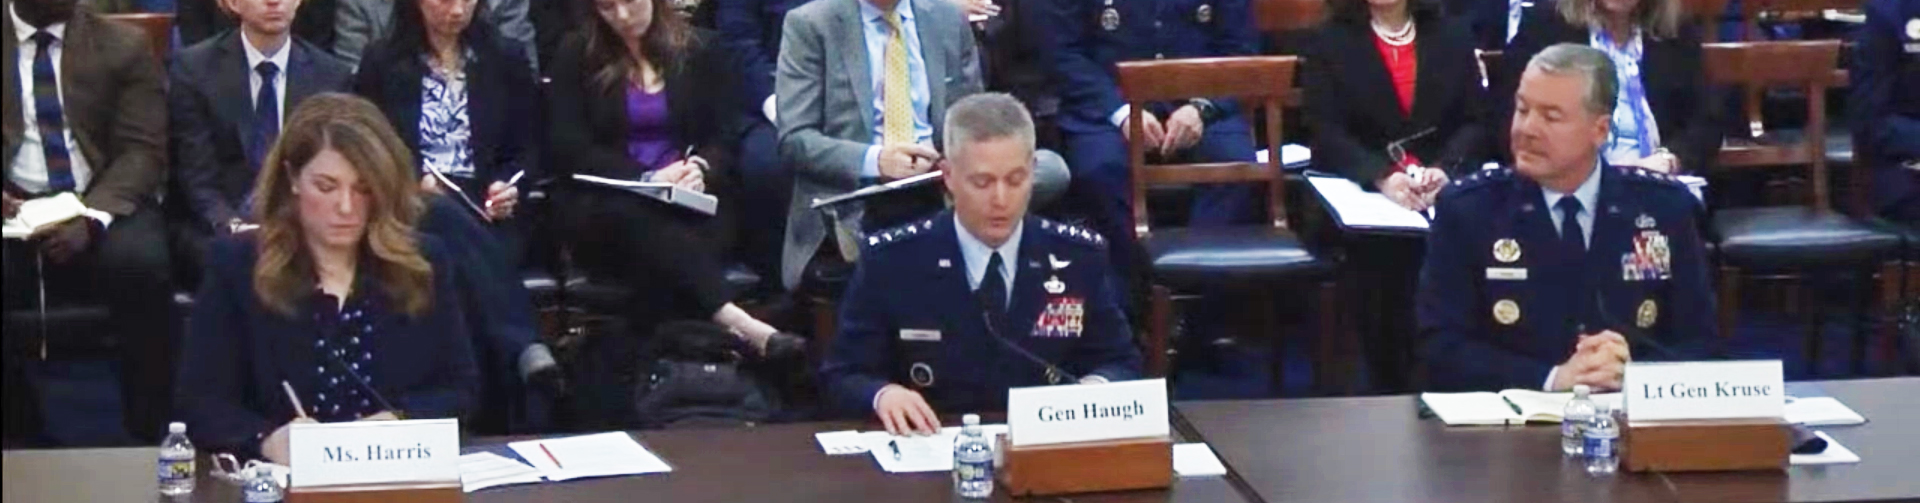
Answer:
[{"left": 888, "top": 439, "right": 902, "bottom": 460}]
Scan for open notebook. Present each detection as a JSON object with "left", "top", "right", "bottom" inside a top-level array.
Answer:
[{"left": 1421, "top": 390, "right": 1624, "bottom": 426}]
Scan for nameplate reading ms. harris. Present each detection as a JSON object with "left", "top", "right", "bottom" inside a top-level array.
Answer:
[
  {"left": 1007, "top": 379, "right": 1169, "bottom": 447},
  {"left": 1624, "top": 361, "right": 1785, "bottom": 422},
  {"left": 288, "top": 419, "right": 460, "bottom": 488}
]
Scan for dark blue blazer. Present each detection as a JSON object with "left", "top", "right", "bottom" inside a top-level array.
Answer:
[
  {"left": 1850, "top": 0, "right": 1920, "bottom": 219},
  {"left": 714, "top": 0, "right": 810, "bottom": 106},
  {"left": 176, "top": 234, "right": 479, "bottom": 458},
  {"left": 821, "top": 212, "right": 1143, "bottom": 415},
  {"left": 1417, "top": 165, "right": 1716, "bottom": 392},
  {"left": 1049, "top": 0, "right": 1258, "bottom": 134},
  {"left": 169, "top": 32, "right": 353, "bottom": 229}
]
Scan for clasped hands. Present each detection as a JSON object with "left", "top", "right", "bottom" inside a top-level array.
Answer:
[
  {"left": 1121, "top": 105, "right": 1206, "bottom": 156},
  {"left": 1550, "top": 331, "right": 1631, "bottom": 392}
]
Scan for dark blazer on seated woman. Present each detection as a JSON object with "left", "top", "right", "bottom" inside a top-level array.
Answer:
[
  {"left": 353, "top": 20, "right": 540, "bottom": 199},
  {"left": 176, "top": 234, "right": 478, "bottom": 458},
  {"left": 1303, "top": 2, "right": 1490, "bottom": 185},
  {"left": 1496, "top": 4, "right": 1717, "bottom": 174}
]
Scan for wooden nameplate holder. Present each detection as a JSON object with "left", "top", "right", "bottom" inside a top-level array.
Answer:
[
  {"left": 288, "top": 481, "right": 463, "bottom": 503},
  {"left": 997, "top": 435, "right": 1173, "bottom": 496},
  {"left": 1622, "top": 417, "right": 1788, "bottom": 472}
]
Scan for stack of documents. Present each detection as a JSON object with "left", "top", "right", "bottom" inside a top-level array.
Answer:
[
  {"left": 506, "top": 432, "right": 673, "bottom": 482},
  {"left": 1785, "top": 396, "right": 1867, "bottom": 426},
  {"left": 1421, "top": 390, "right": 1623, "bottom": 426},
  {"left": 571, "top": 174, "right": 719, "bottom": 215},
  {"left": 457, "top": 452, "right": 544, "bottom": 493},
  {"left": 814, "top": 430, "right": 892, "bottom": 455},
  {"left": 1172, "top": 443, "right": 1227, "bottom": 477}
]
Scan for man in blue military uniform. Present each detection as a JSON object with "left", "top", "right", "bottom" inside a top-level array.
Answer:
[
  {"left": 1049, "top": 0, "right": 1261, "bottom": 273},
  {"left": 822, "top": 94, "right": 1142, "bottom": 435},
  {"left": 1852, "top": 0, "right": 1920, "bottom": 224},
  {"left": 1418, "top": 44, "right": 1716, "bottom": 392}
]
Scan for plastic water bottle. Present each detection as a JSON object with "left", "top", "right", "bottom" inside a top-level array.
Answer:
[
  {"left": 242, "top": 465, "right": 285, "bottom": 503},
  {"left": 157, "top": 422, "right": 196, "bottom": 496},
  {"left": 953, "top": 414, "right": 994, "bottom": 499},
  {"left": 1562, "top": 384, "right": 1596, "bottom": 457},
  {"left": 1584, "top": 405, "right": 1620, "bottom": 476}
]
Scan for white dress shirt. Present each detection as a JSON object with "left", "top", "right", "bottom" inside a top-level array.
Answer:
[
  {"left": 8, "top": 4, "right": 94, "bottom": 198},
  {"left": 9, "top": 5, "right": 108, "bottom": 227},
  {"left": 241, "top": 31, "right": 291, "bottom": 128}
]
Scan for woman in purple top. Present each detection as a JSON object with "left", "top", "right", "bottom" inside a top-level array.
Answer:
[{"left": 547, "top": 0, "right": 803, "bottom": 357}]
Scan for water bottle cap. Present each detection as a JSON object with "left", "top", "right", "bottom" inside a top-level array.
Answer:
[
  {"left": 963, "top": 414, "right": 980, "bottom": 426},
  {"left": 168, "top": 422, "right": 186, "bottom": 433},
  {"left": 1572, "top": 384, "right": 1590, "bottom": 396}
]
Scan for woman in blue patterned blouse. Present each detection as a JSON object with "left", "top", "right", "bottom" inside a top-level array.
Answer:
[
  {"left": 176, "top": 94, "right": 479, "bottom": 464},
  {"left": 354, "top": 0, "right": 540, "bottom": 265}
]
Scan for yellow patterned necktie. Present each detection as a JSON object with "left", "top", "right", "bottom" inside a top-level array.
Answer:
[{"left": 881, "top": 10, "right": 912, "bottom": 146}]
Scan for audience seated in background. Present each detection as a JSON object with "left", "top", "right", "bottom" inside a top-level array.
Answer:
[
  {"left": 1048, "top": 0, "right": 1263, "bottom": 281},
  {"left": 3, "top": 0, "right": 174, "bottom": 445},
  {"left": 1497, "top": 0, "right": 1717, "bottom": 175},
  {"left": 773, "top": 0, "right": 1069, "bottom": 292},
  {"left": 169, "top": 0, "right": 354, "bottom": 280},
  {"left": 353, "top": 0, "right": 540, "bottom": 266},
  {"left": 821, "top": 93, "right": 1141, "bottom": 435},
  {"left": 178, "top": 0, "right": 338, "bottom": 51},
  {"left": 947, "top": 0, "right": 1061, "bottom": 150},
  {"left": 1304, "top": 0, "right": 1488, "bottom": 211},
  {"left": 1851, "top": 0, "right": 1920, "bottom": 223},
  {"left": 176, "top": 93, "right": 479, "bottom": 463},
  {"left": 334, "top": 0, "right": 537, "bottom": 73},
  {"left": 1446, "top": 0, "right": 1553, "bottom": 50},
  {"left": 1419, "top": 44, "right": 1715, "bottom": 392},
  {"left": 547, "top": 0, "right": 803, "bottom": 355}
]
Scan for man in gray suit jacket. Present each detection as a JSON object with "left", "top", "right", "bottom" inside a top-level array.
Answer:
[{"left": 775, "top": 0, "right": 1065, "bottom": 291}]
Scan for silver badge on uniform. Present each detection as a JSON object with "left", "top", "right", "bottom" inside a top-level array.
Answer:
[
  {"left": 1195, "top": 4, "right": 1212, "bottom": 23},
  {"left": 1635, "top": 213, "right": 1656, "bottom": 229},
  {"left": 1101, "top": 7, "right": 1121, "bottom": 31},
  {"left": 910, "top": 362, "right": 935, "bottom": 387},
  {"left": 1907, "top": 18, "right": 1920, "bottom": 40},
  {"left": 1044, "top": 275, "right": 1066, "bottom": 294}
]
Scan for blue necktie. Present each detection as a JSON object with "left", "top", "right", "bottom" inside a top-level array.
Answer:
[
  {"left": 249, "top": 61, "right": 281, "bottom": 171},
  {"left": 1556, "top": 196, "right": 1585, "bottom": 255},
  {"left": 31, "top": 32, "right": 75, "bottom": 193},
  {"left": 979, "top": 251, "right": 1009, "bottom": 331}
]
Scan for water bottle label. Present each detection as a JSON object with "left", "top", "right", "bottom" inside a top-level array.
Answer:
[
  {"left": 1584, "top": 436, "right": 1613, "bottom": 458},
  {"left": 956, "top": 460, "right": 993, "bottom": 481},
  {"left": 157, "top": 459, "right": 194, "bottom": 481},
  {"left": 1560, "top": 421, "right": 1579, "bottom": 437},
  {"left": 246, "top": 491, "right": 284, "bottom": 503}
]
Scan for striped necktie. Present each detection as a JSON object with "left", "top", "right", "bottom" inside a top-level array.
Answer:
[{"left": 31, "top": 31, "right": 76, "bottom": 193}]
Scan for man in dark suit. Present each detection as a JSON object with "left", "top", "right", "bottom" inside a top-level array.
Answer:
[
  {"left": 1049, "top": 0, "right": 1262, "bottom": 280},
  {"left": 1852, "top": 0, "right": 1919, "bottom": 223},
  {"left": 169, "top": 0, "right": 353, "bottom": 277},
  {"left": 177, "top": 0, "right": 335, "bottom": 50},
  {"left": 1418, "top": 44, "right": 1714, "bottom": 392},
  {"left": 3, "top": 0, "right": 172, "bottom": 443},
  {"left": 822, "top": 94, "right": 1139, "bottom": 434}
]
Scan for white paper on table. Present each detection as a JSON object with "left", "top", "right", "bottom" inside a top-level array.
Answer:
[
  {"left": 1790, "top": 431, "right": 1861, "bottom": 465},
  {"left": 1306, "top": 176, "right": 1430, "bottom": 231},
  {"left": 2, "top": 192, "right": 89, "bottom": 239},
  {"left": 814, "top": 430, "right": 891, "bottom": 455},
  {"left": 1785, "top": 397, "right": 1867, "bottom": 426},
  {"left": 1172, "top": 443, "right": 1227, "bottom": 477},
  {"left": 458, "top": 452, "right": 545, "bottom": 493},
  {"left": 507, "top": 432, "right": 673, "bottom": 482},
  {"left": 1253, "top": 144, "right": 1312, "bottom": 167},
  {"left": 870, "top": 424, "right": 1008, "bottom": 473}
]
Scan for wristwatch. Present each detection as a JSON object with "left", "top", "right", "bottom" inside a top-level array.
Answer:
[{"left": 1187, "top": 98, "right": 1220, "bottom": 123}]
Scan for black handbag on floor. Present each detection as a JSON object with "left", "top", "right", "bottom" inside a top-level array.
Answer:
[{"left": 632, "top": 321, "right": 775, "bottom": 429}]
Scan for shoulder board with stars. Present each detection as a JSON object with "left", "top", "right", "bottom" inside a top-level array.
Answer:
[
  {"left": 1617, "top": 166, "right": 1688, "bottom": 189},
  {"left": 863, "top": 218, "right": 937, "bottom": 249},
  {"left": 1447, "top": 166, "right": 1513, "bottom": 193},
  {"left": 1037, "top": 218, "right": 1106, "bottom": 249}
]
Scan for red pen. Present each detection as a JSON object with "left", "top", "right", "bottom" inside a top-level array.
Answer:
[{"left": 538, "top": 442, "right": 564, "bottom": 469}]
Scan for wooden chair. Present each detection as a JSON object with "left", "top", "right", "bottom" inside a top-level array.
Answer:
[
  {"left": 101, "top": 13, "right": 173, "bottom": 62},
  {"left": 1116, "top": 56, "right": 1348, "bottom": 395},
  {"left": 1251, "top": 0, "right": 1324, "bottom": 107},
  {"left": 1701, "top": 41, "right": 1905, "bottom": 376},
  {"left": 1682, "top": 0, "right": 1732, "bottom": 42},
  {"left": 1724, "top": 0, "right": 1858, "bottom": 140}
]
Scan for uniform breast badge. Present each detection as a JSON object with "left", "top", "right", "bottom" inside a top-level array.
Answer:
[
  {"left": 1493, "top": 299, "right": 1521, "bottom": 325},
  {"left": 910, "top": 362, "right": 936, "bottom": 387},
  {"left": 1195, "top": 4, "right": 1212, "bottom": 23},
  {"left": 1101, "top": 0, "right": 1120, "bottom": 31},
  {"left": 1033, "top": 296, "right": 1086, "bottom": 338},
  {"left": 1493, "top": 238, "right": 1522, "bottom": 263},
  {"left": 1636, "top": 299, "right": 1658, "bottom": 329}
]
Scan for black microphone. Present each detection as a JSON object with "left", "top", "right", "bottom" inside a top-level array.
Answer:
[
  {"left": 320, "top": 347, "right": 403, "bottom": 417},
  {"left": 975, "top": 288, "right": 1080, "bottom": 385},
  {"left": 1593, "top": 292, "right": 1677, "bottom": 359}
]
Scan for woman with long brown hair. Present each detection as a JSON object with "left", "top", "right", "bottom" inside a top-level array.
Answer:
[
  {"left": 548, "top": 0, "right": 802, "bottom": 357},
  {"left": 175, "top": 93, "right": 478, "bottom": 464}
]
